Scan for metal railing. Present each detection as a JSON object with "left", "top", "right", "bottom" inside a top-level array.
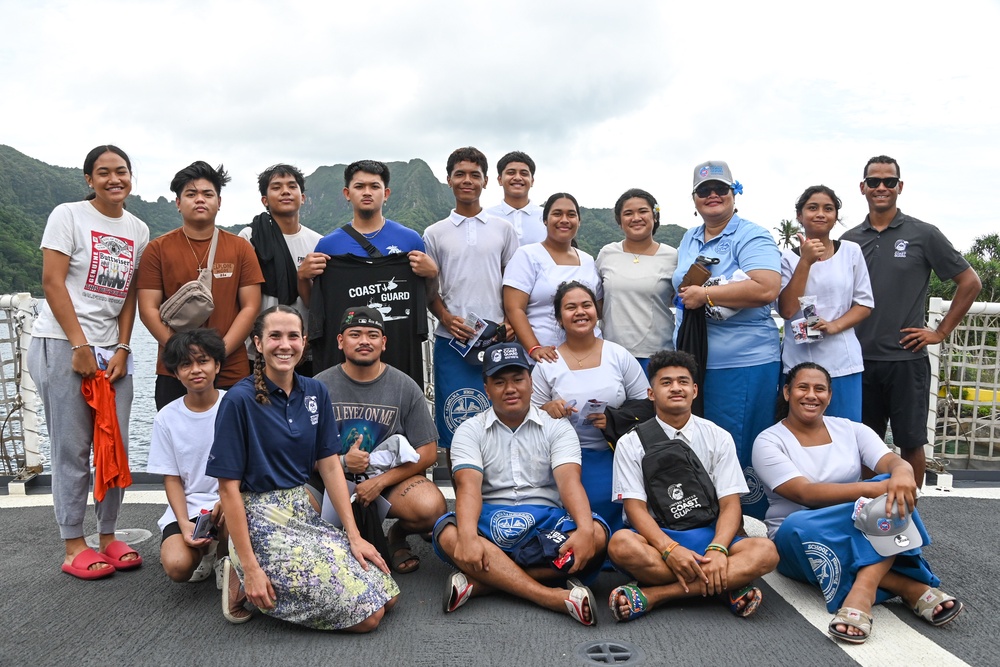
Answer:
[
  {"left": 0, "top": 293, "right": 41, "bottom": 478},
  {"left": 928, "top": 298, "right": 1000, "bottom": 470}
]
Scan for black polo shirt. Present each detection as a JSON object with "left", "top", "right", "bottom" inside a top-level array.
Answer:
[{"left": 841, "top": 210, "right": 968, "bottom": 361}]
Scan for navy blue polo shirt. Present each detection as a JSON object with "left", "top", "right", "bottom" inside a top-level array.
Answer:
[{"left": 207, "top": 374, "right": 339, "bottom": 492}]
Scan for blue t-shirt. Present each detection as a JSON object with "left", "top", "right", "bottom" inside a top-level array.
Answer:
[
  {"left": 207, "top": 375, "right": 339, "bottom": 492},
  {"left": 672, "top": 214, "right": 780, "bottom": 369},
  {"left": 314, "top": 219, "right": 424, "bottom": 257}
]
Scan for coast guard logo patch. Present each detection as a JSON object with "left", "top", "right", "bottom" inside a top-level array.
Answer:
[
  {"left": 444, "top": 388, "right": 490, "bottom": 432},
  {"left": 894, "top": 240, "right": 908, "bottom": 258},
  {"left": 668, "top": 484, "right": 685, "bottom": 501},
  {"left": 804, "top": 541, "right": 842, "bottom": 603},
  {"left": 491, "top": 349, "right": 504, "bottom": 363},
  {"left": 305, "top": 396, "right": 318, "bottom": 414},
  {"left": 490, "top": 510, "right": 535, "bottom": 549},
  {"left": 741, "top": 466, "right": 766, "bottom": 504},
  {"left": 716, "top": 240, "right": 732, "bottom": 254}
]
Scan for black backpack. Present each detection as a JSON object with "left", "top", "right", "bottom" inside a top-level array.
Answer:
[{"left": 635, "top": 419, "right": 720, "bottom": 531}]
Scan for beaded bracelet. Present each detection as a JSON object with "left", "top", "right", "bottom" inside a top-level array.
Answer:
[
  {"left": 115, "top": 343, "right": 132, "bottom": 354},
  {"left": 70, "top": 343, "right": 90, "bottom": 351},
  {"left": 705, "top": 287, "right": 715, "bottom": 308},
  {"left": 705, "top": 543, "right": 729, "bottom": 557},
  {"left": 661, "top": 541, "right": 679, "bottom": 561}
]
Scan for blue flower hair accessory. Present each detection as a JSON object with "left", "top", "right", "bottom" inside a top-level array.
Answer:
[{"left": 732, "top": 181, "right": 744, "bottom": 195}]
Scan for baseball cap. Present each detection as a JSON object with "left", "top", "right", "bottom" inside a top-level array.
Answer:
[
  {"left": 482, "top": 342, "right": 532, "bottom": 377},
  {"left": 852, "top": 493, "right": 923, "bottom": 556},
  {"left": 692, "top": 160, "right": 734, "bottom": 192},
  {"left": 340, "top": 306, "right": 384, "bottom": 333},
  {"left": 511, "top": 528, "right": 573, "bottom": 572},
  {"left": 460, "top": 321, "right": 509, "bottom": 366}
]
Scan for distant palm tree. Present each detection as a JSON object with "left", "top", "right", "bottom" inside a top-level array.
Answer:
[{"left": 774, "top": 219, "right": 801, "bottom": 249}]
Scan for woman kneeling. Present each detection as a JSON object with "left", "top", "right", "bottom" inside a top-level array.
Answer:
[{"left": 208, "top": 305, "right": 399, "bottom": 630}]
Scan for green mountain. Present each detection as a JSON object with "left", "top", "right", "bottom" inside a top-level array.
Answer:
[
  {"left": 295, "top": 159, "right": 686, "bottom": 251},
  {"left": 0, "top": 145, "right": 685, "bottom": 296}
]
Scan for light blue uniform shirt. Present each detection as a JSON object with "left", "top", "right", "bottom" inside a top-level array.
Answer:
[{"left": 672, "top": 214, "right": 780, "bottom": 369}]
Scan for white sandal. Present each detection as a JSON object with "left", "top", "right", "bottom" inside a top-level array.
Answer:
[
  {"left": 913, "top": 588, "right": 964, "bottom": 627},
  {"left": 565, "top": 578, "right": 597, "bottom": 626}
]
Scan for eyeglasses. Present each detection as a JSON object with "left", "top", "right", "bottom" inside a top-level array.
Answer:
[
  {"left": 864, "top": 177, "right": 900, "bottom": 189},
  {"left": 694, "top": 183, "right": 732, "bottom": 198}
]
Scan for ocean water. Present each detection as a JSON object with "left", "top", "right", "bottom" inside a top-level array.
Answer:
[{"left": 33, "top": 324, "right": 160, "bottom": 473}]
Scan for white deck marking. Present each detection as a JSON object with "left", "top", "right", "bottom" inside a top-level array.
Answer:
[
  {"left": 762, "top": 571, "right": 969, "bottom": 666},
  {"left": 0, "top": 481, "right": 980, "bottom": 664}
]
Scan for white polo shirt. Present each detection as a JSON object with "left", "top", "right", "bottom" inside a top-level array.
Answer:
[
  {"left": 423, "top": 210, "right": 519, "bottom": 338},
  {"left": 486, "top": 200, "right": 546, "bottom": 246},
  {"left": 451, "top": 405, "right": 581, "bottom": 508},
  {"left": 612, "top": 414, "right": 749, "bottom": 526}
]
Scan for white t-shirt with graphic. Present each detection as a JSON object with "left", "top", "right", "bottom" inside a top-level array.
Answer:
[{"left": 33, "top": 201, "right": 149, "bottom": 347}]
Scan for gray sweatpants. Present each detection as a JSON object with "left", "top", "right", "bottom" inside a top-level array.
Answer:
[{"left": 27, "top": 338, "right": 132, "bottom": 539}]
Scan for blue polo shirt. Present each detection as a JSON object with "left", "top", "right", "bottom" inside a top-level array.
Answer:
[
  {"left": 207, "top": 375, "right": 339, "bottom": 492},
  {"left": 314, "top": 219, "right": 425, "bottom": 257},
  {"left": 672, "top": 214, "right": 780, "bottom": 369}
]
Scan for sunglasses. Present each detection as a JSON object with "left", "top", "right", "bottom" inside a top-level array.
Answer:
[
  {"left": 864, "top": 177, "right": 900, "bottom": 189},
  {"left": 694, "top": 183, "right": 732, "bottom": 198}
]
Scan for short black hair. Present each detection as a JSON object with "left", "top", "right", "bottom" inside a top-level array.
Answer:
[
  {"left": 647, "top": 350, "right": 698, "bottom": 384},
  {"left": 162, "top": 328, "right": 226, "bottom": 375},
  {"left": 344, "top": 160, "right": 390, "bottom": 188},
  {"left": 446, "top": 147, "right": 488, "bottom": 178},
  {"left": 170, "top": 161, "right": 231, "bottom": 197},
  {"left": 613, "top": 188, "right": 660, "bottom": 235},
  {"left": 257, "top": 163, "right": 305, "bottom": 196},
  {"left": 497, "top": 151, "right": 535, "bottom": 176},
  {"left": 863, "top": 155, "right": 900, "bottom": 179}
]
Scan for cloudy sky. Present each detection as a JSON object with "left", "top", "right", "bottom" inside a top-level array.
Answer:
[{"left": 2, "top": 0, "right": 997, "bottom": 251}]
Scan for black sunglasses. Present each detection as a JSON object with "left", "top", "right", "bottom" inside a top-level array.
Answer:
[
  {"left": 694, "top": 183, "right": 732, "bottom": 198},
  {"left": 864, "top": 177, "right": 899, "bottom": 189}
]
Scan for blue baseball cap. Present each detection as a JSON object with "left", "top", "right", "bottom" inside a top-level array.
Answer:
[{"left": 482, "top": 342, "right": 532, "bottom": 377}]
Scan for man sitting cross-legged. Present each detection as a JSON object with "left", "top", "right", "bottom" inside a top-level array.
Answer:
[
  {"left": 607, "top": 350, "right": 779, "bottom": 622},
  {"left": 314, "top": 305, "right": 446, "bottom": 574},
  {"left": 432, "top": 342, "right": 608, "bottom": 626}
]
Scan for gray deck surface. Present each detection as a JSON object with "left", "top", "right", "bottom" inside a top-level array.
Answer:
[{"left": 0, "top": 489, "right": 995, "bottom": 667}]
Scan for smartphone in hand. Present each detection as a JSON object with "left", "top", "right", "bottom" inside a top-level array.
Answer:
[{"left": 191, "top": 510, "right": 215, "bottom": 541}]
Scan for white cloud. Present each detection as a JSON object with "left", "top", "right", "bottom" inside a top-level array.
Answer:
[{"left": 1, "top": 0, "right": 997, "bottom": 250}]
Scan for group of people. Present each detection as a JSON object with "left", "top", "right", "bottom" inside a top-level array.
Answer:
[{"left": 29, "top": 143, "right": 976, "bottom": 641}]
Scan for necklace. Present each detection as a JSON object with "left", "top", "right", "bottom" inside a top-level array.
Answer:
[
  {"left": 358, "top": 220, "right": 385, "bottom": 239},
  {"left": 564, "top": 343, "right": 597, "bottom": 367},
  {"left": 623, "top": 240, "right": 657, "bottom": 264},
  {"left": 183, "top": 232, "right": 210, "bottom": 270}
]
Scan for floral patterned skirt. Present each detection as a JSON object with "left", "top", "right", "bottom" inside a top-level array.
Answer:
[{"left": 231, "top": 485, "right": 399, "bottom": 630}]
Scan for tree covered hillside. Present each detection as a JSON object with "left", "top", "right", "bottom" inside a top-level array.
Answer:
[{"left": 0, "top": 145, "right": 686, "bottom": 296}]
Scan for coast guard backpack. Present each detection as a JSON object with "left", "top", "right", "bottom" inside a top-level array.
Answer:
[{"left": 635, "top": 419, "right": 720, "bottom": 530}]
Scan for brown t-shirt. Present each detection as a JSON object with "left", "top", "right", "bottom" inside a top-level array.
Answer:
[{"left": 137, "top": 228, "right": 264, "bottom": 385}]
